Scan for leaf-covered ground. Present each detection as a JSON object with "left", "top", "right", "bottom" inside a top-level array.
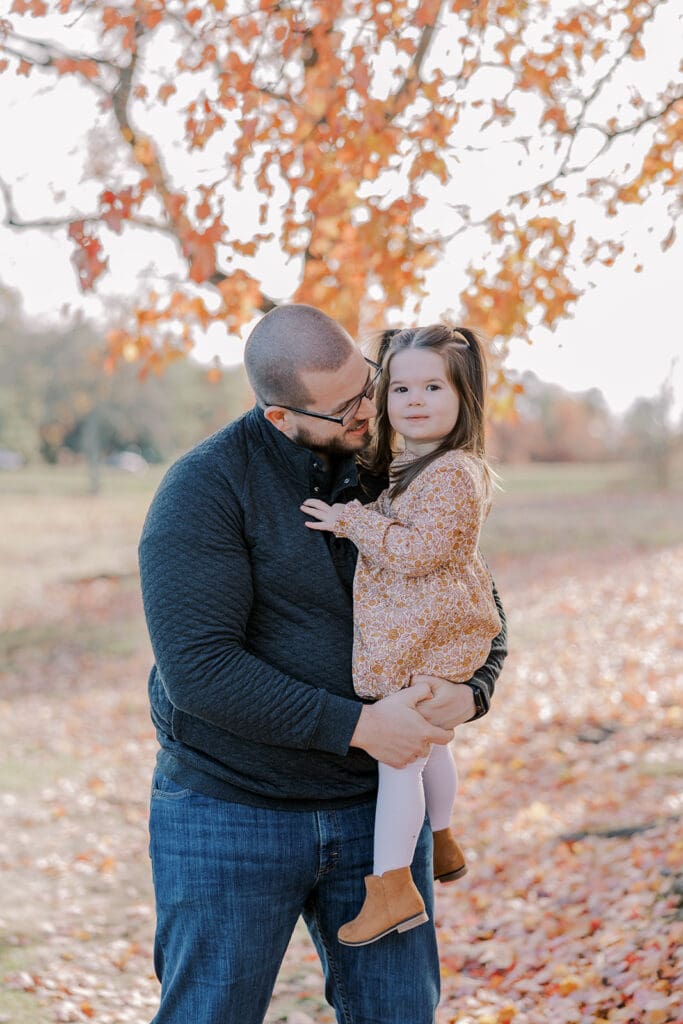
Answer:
[{"left": 1, "top": 488, "right": 682, "bottom": 1023}]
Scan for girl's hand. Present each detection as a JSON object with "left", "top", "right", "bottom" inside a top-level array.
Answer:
[{"left": 301, "top": 499, "right": 345, "bottom": 532}]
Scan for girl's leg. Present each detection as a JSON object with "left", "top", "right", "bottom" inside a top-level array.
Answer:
[
  {"left": 373, "top": 756, "right": 429, "bottom": 876},
  {"left": 423, "top": 744, "right": 468, "bottom": 882},
  {"left": 422, "top": 742, "right": 458, "bottom": 831}
]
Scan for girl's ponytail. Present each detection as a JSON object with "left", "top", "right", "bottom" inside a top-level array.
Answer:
[{"left": 376, "top": 328, "right": 402, "bottom": 365}]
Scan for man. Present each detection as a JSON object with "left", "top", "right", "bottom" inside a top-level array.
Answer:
[{"left": 139, "top": 303, "right": 507, "bottom": 1024}]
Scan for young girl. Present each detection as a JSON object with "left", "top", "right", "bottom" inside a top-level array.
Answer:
[{"left": 301, "top": 324, "right": 501, "bottom": 947}]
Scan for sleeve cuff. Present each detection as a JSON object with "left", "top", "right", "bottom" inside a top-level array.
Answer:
[
  {"left": 334, "top": 500, "right": 363, "bottom": 540},
  {"left": 307, "top": 691, "right": 363, "bottom": 756}
]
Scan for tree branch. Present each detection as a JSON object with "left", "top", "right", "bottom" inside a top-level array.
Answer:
[
  {"left": 510, "top": 90, "right": 683, "bottom": 208},
  {"left": 603, "top": 91, "right": 683, "bottom": 141},
  {"left": 0, "top": 173, "right": 180, "bottom": 237},
  {"left": 1, "top": 30, "right": 117, "bottom": 92},
  {"left": 3, "top": 14, "right": 276, "bottom": 316},
  {"left": 578, "top": 0, "right": 670, "bottom": 118},
  {"left": 387, "top": 1, "right": 445, "bottom": 118},
  {"left": 162, "top": 7, "right": 295, "bottom": 107}
]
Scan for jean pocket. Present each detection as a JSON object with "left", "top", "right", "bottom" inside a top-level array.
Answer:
[{"left": 151, "top": 769, "right": 193, "bottom": 801}]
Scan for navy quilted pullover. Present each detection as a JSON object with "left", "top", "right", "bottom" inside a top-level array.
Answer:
[{"left": 139, "top": 407, "right": 507, "bottom": 809}]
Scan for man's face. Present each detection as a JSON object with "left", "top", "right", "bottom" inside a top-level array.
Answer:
[{"left": 291, "top": 351, "right": 378, "bottom": 459}]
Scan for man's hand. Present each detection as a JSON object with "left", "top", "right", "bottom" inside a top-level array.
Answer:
[
  {"left": 412, "top": 675, "right": 476, "bottom": 730},
  {"left": 350, "top": 682, "right": 454, "bottom": 768},
  {"left": 301, "top": 499, "right": 345, "bottom": 532}
]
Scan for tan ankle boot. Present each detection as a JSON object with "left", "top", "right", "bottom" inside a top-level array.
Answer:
[
  {"left": 433, "top": 828, "right": 468, "bottom": 883},
  {"left": 337, "top": 867, "right": 428, "bottom": 947}
]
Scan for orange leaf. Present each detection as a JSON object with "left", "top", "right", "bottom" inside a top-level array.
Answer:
[
  {"left": 102, "top": 6, "right": 119, "bottom": 32},
  {"left": 415, "top": 0, "right": 442, "bottom": 29},
  {"left": 630, "top": 38, "right": 645, "bottom": 60},
  {"left": 143, "top": 7, "right": 163, "bottom": 29},
  {"left": 542, "top": 106, "right": 570, "bottom": 132},
  {"left": 158, "top": 82, "right": 176, "bottom": 104},
  {"left": 54, "top": 57, "right": 99, "bottom": 80},
  {"left": 661, "top": 226, "right": 676, "bottom": 252},
  {"left": 11, "top": 0, "right": 47, "bottom": 13}
]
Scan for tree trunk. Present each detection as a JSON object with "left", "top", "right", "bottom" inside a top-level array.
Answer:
[{"left": 83, "top": 406, "right": 101, "bottom": 495}]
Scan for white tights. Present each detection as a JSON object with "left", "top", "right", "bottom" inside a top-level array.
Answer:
[{"left": 373, "top": 742, "right": 458, "bottom": 877}]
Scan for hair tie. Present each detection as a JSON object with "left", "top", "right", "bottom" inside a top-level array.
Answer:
[{"left": 452, "top": 329, "right": 470, "bottom": 347}]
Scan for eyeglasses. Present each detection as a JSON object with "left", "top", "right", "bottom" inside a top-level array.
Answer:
[{"left": 271, "top": 358, "right": 382, "bottom": 426}]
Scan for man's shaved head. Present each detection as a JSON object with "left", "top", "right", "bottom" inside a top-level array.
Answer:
[{"left": 244, "top": 304, "right": 355, "bottom": 407}]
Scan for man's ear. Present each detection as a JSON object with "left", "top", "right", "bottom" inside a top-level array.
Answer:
[{"left": 263, "top": 405, "right": 292, "bottom": 436}]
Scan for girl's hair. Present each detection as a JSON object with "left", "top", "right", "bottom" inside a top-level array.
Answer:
[{"left": 363, "top": 324, "right": 492, "bottom": 500}]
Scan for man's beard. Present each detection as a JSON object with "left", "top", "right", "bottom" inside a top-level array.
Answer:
[{"left": 292, "top": 419, "right": 373, "bottom": 460}]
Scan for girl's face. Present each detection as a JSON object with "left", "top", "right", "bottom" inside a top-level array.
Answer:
[{"left": 387, "top": 347, "right": 460, "bottom": 455}]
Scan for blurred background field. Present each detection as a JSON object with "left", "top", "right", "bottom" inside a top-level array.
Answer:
[
  {"left": 1, "top": 458, "right": 682, "bottom": 1023},
  {"left": 2, "top": 456, "right": 682, "bottom": 610}
]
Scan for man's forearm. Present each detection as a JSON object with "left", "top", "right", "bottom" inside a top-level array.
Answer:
[{"left": 465, "top": 579, "right": 507, "bottom": 718}]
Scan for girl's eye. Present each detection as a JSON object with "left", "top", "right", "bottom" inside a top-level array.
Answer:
[
  {"left": 391, "top": 385, "right": 408, "bottom": 393},
  {"left": 426, "top": 384, "right": 441, "bottom": 391}
]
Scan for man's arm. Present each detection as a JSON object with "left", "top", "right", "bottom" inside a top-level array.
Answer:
[
  {"left": 466, "top": 579, "right": 507, "bottom": 716},
  {"left": 415, "top": 579, "right": 508, "bottom": 730},
  {"left": 139, "top": 455, "right": 360, "bottom": 756}
]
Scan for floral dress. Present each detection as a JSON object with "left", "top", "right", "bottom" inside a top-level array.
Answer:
[{"left": 334, "top": 449, "right": 501, "bottom": 698}]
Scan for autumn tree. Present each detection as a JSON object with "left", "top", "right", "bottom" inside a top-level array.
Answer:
[
  {"left": 1, "top": 0, "right": 681, "bottom": 400},
  {"left": 486, "top": 371, "right": 620, "bottom": 463},
  {"left": 621, "top": 365, "right": 680, "bottom": 488}
]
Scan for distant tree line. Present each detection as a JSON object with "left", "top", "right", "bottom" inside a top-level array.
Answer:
[
  {"left": 1, "top": 286, "right": 680, "bottom": 489},
  {"left": 0, "top": 287, "right": 251, "bottom": 482},
  {"left": 487, "top": 369, "right": 682, "bottom": 488}
]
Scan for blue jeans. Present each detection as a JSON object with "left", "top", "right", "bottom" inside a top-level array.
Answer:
[{"left": 149, "top": 768, "right": 440, "bottom": 1024}]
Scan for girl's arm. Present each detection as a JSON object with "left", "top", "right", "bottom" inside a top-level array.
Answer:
[{"left": 302, "top": 458, "right": 480, "bottom": 577}]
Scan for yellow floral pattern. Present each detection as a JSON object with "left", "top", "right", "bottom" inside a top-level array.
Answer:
[{"left": 334, "top": 449, "right": 501, "bottom": 698}]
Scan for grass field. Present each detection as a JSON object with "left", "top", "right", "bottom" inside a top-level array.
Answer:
[
  {"left": 1, "top": 460, "right": 682, "bottom": 1024},
  {"left": 2, "top": 459, "right": 681, "bottom": 605}
]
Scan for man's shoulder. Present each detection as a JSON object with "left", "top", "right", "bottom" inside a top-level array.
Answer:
[
  {"left": 173, "top": 409, "right": 260, "bottom": 474},
  {"left": 154, "top": 410, "right": 264, "bottom": 508}
]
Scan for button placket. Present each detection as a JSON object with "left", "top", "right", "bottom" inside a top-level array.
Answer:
[{"left": 310, "top": 459, "right": 329, "bottom": 500}]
